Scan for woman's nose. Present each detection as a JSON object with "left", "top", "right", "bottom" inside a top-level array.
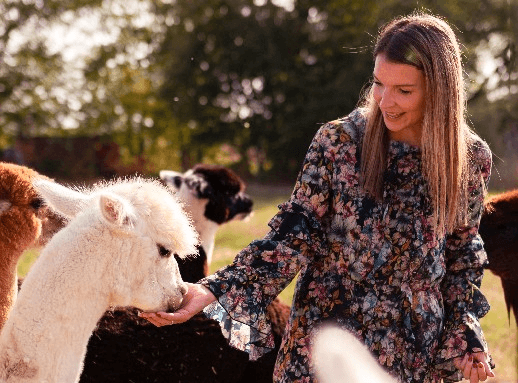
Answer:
[{"left": 379, "top": 89, "right": 395, "bottom": 108}]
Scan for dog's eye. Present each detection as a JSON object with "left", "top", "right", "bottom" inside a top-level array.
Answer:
[
  {"left": 30, "top": 198, "right": 44, "bottom": 210},
  {"left": 157, "top": 244, "right": 171, "bottom": 258}
]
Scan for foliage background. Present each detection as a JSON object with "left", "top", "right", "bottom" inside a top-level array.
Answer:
[{"left": 1, "top": 0, "right": 517, "bottom": 189}]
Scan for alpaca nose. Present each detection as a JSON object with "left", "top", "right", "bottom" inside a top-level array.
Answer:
[
  {"left": 242, "top": 196, "right": 253, "bottom": 212},
  {"left": 229, "top": 195, "right": 254, "bottom": 218}
]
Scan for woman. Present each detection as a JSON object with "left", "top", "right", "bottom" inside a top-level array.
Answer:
[{"left": 142, "top": 12, "right": 495, "bottom": 383}]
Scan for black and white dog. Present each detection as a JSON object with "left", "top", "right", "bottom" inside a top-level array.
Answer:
[{"left": 160, "top": 164, "right": 253, "bottom": 282}]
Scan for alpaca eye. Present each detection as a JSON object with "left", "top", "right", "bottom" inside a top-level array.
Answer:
[
  {"left": 30, "top": 198, "right": 44, "bottom": 210},
  {"left": 157, "top": 245, "right": 171, "bottom": 258}
]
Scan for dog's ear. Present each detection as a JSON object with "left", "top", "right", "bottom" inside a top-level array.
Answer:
[{"left": 159, "top": 170, "right": 184, "bottom": 191}]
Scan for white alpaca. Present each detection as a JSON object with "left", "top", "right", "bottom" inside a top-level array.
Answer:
[
  {"left": 312, "top": 325, "right": 397, "bottom": 383},
  {"left": 0, "top": 178, "right": 198, "bottom": 383}
]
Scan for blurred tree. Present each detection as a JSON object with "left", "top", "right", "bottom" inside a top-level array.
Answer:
[
  {"left": 0, "top": 0, "right": 104, "bottom": 142},
  {"left": 151, "top": 0, "right": 518, "bottom": 179},
  {"left": 1, "top": 0, "right": 516, "bottom": 185},
  {"left": 155, "top": 0, "right": 381, "bottom": 177}
]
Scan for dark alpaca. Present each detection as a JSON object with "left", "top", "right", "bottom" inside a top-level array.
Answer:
[
  {"left": 159, "top": 163, "right": 254, "bottom": 272},
  {"left": 479, "top": 188, "right": 518, "bottom": 325},
  {"left": 79, "top": 165, "right": 291, "bottom": 383}
]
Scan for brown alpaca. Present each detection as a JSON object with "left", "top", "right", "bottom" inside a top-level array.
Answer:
[
  {"left": 479, "top": 188, "right": 518, "bottom": 325},
  {"left": 0, "top": 162, "right": 64, "bottom": 328}
]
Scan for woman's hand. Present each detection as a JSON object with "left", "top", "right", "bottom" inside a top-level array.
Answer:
[
  {"left": 454, "top": 352, "right": 495, "bottom": 382},
  {"left": 139, "top": 283, "right": 216, "bottom": 327}
]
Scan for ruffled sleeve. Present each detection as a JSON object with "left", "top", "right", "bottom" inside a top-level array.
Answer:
[
  {"left": 435, "top": 139, "right": 494, "bottom": 381},
  {"left": 199, "top": 121, "right": 341, "bottom": 360}
]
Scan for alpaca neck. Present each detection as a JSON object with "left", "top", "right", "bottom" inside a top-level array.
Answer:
[
  {"left": 0, "top": 243, "right": 111, "bottom": 382},
  {"left": 179, "top": 191, "right": 218, "bottom": 265},
  {"left": 190, "top": 216, "right": 218, "bottom": 265},
  {"left": 0, "top": 258, "right": 18, "bottom": 330},
  {"left": 177, "top": 245, "right": 208, "bottom": 283},
  {"left": 189, "top": 205, "right": 220, "bottom": 265}
]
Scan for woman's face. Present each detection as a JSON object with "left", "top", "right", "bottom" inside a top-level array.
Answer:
[{"left": 372, "top": 53, "right": 426, "bottom": 146}]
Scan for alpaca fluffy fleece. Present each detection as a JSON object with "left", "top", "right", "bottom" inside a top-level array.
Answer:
[
  {"left": 479, "top": 188, "right": 518, "bottom": 324},
  {"left": 0, "top": 177, "right": 198, "bottom": 383},
  {"left": 312, "top": 324, "right": 397, "bottom": 383}
]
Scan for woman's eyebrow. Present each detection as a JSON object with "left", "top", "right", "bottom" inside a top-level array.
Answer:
[{"left": 372, "top": 74, "right": 418, "bottom": 87}]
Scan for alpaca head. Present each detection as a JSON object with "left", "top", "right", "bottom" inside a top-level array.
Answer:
[
  {"left": 160, "top": 164, "right": 253, "bottom": 226},
  {"left": 0, "top": 162, "right": 64, "bottom": 259},
  {"left": 312, "top": 324, "right": 397, "bottom": 383},
  {"left": 33, "top": 177, "right": 199, "bottom": 312}
]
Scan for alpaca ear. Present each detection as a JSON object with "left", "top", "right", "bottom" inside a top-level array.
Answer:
[
  {"left": 99, "top": 193, "right": 137, "bottom": 228},
  {"left": 159, "top": 170, "right": 184, "bottom": 191},
  {"left": 33, "top": 179, "right": 88, "bottom": 219},
  {"left": 313, "top": 325, "right": 397, "bottom": 383}
]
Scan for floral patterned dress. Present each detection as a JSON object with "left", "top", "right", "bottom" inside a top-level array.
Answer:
[{"left": 200, "top": 109, "right": 493, "bottom": 383}]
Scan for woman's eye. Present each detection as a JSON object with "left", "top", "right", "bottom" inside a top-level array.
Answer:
[
  {"left": 157, "top": 245, "right": 171, "bottom": 258},
  {"left": 399, "top": 89, "right": 411, "bottom": 95}
]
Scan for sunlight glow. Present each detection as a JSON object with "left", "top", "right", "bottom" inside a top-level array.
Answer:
[{"left": 271, "top": 0, "right": 295, "bottom": 12}]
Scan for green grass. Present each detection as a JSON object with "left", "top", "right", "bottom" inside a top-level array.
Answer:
[
  {"left": 18, "top": 183, "right": 517, "bottom": 381},
  {"left": 479, "top": 272, "right": 518, "bottom": 382},
  {"left": 17, "top": 248, "right": 39, "bottom": 277}
]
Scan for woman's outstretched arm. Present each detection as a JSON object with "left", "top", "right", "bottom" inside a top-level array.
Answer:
[{"left": 140, "top": 283, "right": 216, "bottom": 327}]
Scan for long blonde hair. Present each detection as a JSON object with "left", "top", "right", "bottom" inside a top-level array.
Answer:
[{"left": 360, "top": 12, "right": 470, "bottom": 235}]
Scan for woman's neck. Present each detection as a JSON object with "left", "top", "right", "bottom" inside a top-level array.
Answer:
[{"left": 388, "top": 125, "right": 422, "bottom": 147}]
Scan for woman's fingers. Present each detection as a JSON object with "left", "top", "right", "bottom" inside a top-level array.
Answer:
[
  {"left": 470, "top": 364, "right": 480, "bottom": 383},
  {"left": 138, "top": 283, "right": 217, "bottom": 327},
  {"left": 476, "top": 361, "right": 487, "bottom": 381},
  {"left": 453, "top": 351, "right": 495, "bottom": 382},
  {"left": 139, "top": 312, "right": 173, "bottom": 327},
  {"left": 457, "top": 353, "right": 470, "bottom": 371},
  {"left": 139, "top": 311, "right": 188, "bottom": 326},
  {"left": 463, "top": 354, "right": 473, "bottom": 380},
  {"left": 486, "top": 365, "right": 496, "bottom": 378},
  {"left": 472, "top": 351, "right": 496, "bottom": 379},
  {"left": 158, "top": 309, "right": 193, "bottom": 324}
]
